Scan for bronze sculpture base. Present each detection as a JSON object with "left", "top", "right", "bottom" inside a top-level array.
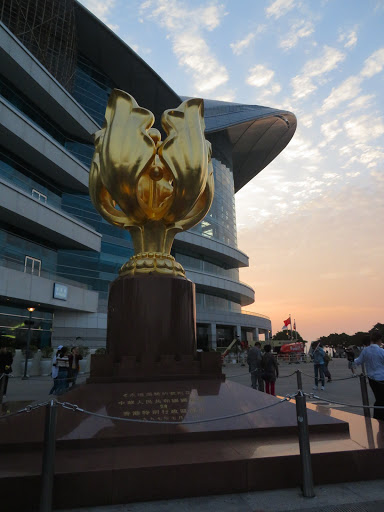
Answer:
[{"left": 88, "top": 274, "right": 223, "bottom": 383}]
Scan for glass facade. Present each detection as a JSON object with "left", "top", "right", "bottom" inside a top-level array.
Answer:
[
  {"left": 0, "top": 74, "right": 93, "bottom": 167},
  {"left": 196, "top": 293, "right": 241, "bottom": 313},
  {"left": 0, "top": 146, "right": 62, "bottom": 209},
  {"left": 175, "top": 252, "right": 239, "bottom": 281},
  {"left": 0, "top": 222, "right": 89, "bottom": 290},
  {"left": 190, "top": 156, "right": 237, "bottom": 247},
  {"left": 72, "top": 54, "right": 115, "bottom": 127},
  {"left": 0, "top": 304, "right": 53, "bottom": 350}
]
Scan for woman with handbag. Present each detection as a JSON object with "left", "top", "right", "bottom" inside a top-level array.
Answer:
[{"left": 262, "top": 344, "right": 279, "bottom": 396}]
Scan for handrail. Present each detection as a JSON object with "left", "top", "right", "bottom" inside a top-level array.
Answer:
[{"left": 241, "top": 310, "right": 270, "bottom": 320}]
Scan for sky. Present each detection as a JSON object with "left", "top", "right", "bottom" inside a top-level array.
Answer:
[{"left": 79, "top": 0, "right": 384, "bottom": 341}]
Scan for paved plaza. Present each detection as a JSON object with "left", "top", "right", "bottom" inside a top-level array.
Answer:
[
  {"left": 1, "top": 358, "right": 374, "bottom": 417},
  {"left": 1, "top": 358, "right": 383, "bottom": 511},
  {"left": 59, "top": 481, "right": 384, "bottom": 512}
]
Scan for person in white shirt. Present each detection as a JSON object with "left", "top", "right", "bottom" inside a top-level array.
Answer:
[{"left": 355, "top": 331, "right": 384, "bottom": 421}]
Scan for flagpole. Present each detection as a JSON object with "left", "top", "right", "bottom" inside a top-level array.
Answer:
[
  {"left": 290, "top": 314, "right": 292, "bottom": 341},
  {"left": 294, "top": 319, "right": 297, "bottom": 340}
]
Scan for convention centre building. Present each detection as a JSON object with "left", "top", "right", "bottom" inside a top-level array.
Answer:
[{"left": 0, "top": 0, "right": 296, "bottom": 351}]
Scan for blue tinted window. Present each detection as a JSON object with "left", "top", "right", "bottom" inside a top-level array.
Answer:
[
  {"left": 0, "top": 146, "right": 62, "bottom": 208},
  {"left": 72, "top": 54, "right": 114, "bottom": 126},
  {"left": 0, "top": 74, "right": 93, "bottom": 166}
]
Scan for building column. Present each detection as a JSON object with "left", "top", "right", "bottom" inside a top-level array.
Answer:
[
  {"left": 265, "top": 329, "right": 270, "bottom": 340},
  {"left": 208, "top": 323, "right": 217, "bottom": 350},
  {"left": 254, "top": 327, "right": 259, "bottom": 341},
  {"left": 235, "top": 325, "right": 241, "bottom": 338}
]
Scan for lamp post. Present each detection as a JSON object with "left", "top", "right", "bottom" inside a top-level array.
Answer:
[{"left": 22, "top": 307, "right": 35, "bottom": 380}]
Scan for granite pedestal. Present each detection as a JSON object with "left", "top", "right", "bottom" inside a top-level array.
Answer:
[
  {"left": 1, "top": 380, "right": 384, "bottom": 511},
  {"left": 89, "top": 274, "right": 223, "bottom": 383}
]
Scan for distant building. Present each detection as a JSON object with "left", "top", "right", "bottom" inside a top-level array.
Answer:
[{"left": 0, "top": 0, "right": 296, "bottom": 350}]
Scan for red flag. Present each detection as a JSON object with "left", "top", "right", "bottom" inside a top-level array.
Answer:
[{"left": 283, "top": 317, "right": 291, "bottom": 327}]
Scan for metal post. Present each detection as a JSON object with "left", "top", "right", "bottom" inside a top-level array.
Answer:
[
  {"left": 296, "top": 370, "right": 303, "bottom": 391},
  {"left": 22, "top": 309, "right": 33, "bottom": 380},
  {"left": 359, "top": 374, "right": 371, "bottom": 419},
  {"left": 295, "top": 391, "right": 315, "bottom": 498},
  {"left": 40, "top": 400, "right": 58, "bottom": 512}
]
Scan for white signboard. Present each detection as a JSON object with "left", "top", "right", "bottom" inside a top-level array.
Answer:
[{"left": 53, "top": 283, "right": 68, "bottom": 301}]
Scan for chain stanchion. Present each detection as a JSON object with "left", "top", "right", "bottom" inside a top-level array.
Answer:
[
  {"left": 296, "top": 369, "right": 303, "bottom": 390},
  {"left": 40, "top": 399, "right": 58, "bottom": 512},
  {"left": 359, "top": 374, "right": 371, "bottom": 419},
  {"left": 295, "top": 391, "right": 315, "bottom": 498}
]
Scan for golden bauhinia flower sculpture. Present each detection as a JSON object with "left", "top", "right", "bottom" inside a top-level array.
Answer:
[{"left": 89, "top": 89, "right": 214, "bottom": 278}]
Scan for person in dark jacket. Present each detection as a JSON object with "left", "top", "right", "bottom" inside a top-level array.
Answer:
[
  {"left": 247, "top": 342, "right": 264, "bottom": 391},
  {"left": 0, "top": 346, "right": 13, "bottom": 398},
  {"left": 68, "top": 346, "right": 83, "bottom": 388},
  {"left": 261, "top": 344, "right": 279, "bottom": 396}
]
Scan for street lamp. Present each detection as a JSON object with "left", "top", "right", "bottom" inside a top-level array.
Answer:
[{"left": 22, "top": 307, "right": 35, "bottom": 380}]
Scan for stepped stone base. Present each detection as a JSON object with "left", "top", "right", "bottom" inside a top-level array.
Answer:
[{"left": 3, "top": 380, "right": 383, "bottom": 511}]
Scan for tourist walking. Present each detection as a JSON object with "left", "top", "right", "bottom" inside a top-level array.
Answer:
[
  {"left": 345, "top": 346, "right": 357, "bottom": 375},
  {"left": 49, "top": 345, "right": 62, "bottom": 395},
  {"left": 310, "top": 341, "right": 326, "bottom": 391},
  {"left": 261, "top": 344, "right": 278, "bottom": 396},
  {"left": 55, "top": 346, "right": 70, "bottom": 395},
  {"left": 0, "top": 346, "right": 13, "bottom": 399},
  {"left": 247, "top": 342, "right": 264, "bottom": 391},
  {"left": 324, "top": 351, "right": 332, "bottom": 382},
  {"left": 355, "top": 331, "right": 384, "bottom": 421},
  {"left": 68, "top": 346, "right": 83, "bottom": 388}
]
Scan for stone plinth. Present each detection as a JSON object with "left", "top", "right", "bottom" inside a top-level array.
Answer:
[{"left": 89, "top": 273, "right": 223, "bottom": 382}]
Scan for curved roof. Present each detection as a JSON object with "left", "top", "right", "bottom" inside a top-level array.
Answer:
[{"left": 203, "top": 99, "right": 297, "bottom": 192}]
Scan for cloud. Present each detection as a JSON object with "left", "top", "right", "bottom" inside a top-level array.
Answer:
[
  {"left": 319, "top": 75, "right": 362, "bottom": 113},
  {"left": 319, "top": 47, "right": 384, "bottom": 114},
  {"left": 173, "top": 32, "right": 228, "bottom": 92},
  {"left": 342, "top": 144, "right": 384, "bottom": 170},
  {"left": 338, "top": 29, "right": 358, "bottom": 49},
  {"left": 300, "top": 114, "right": 313, "bottom": 127},
  {"left": 344, "top": 115, "right": 384, "bottom": 144},
  {"left": 291, "top": 46, "right": 346, "bottom": 99},
  {"left": 348, "top": 94, "right": 375, "bottom": 111},
  {"left": 265, "top": 0, "right": 297, "bottom": 19},
  {"left": 230, "top": 26, "right": 266, "bottom": 55},
  {"left": 230, "top": 33, "right": 255, "bottom": 55},
  {"left": 319, "top": 119, "right": 342, "bottom": 147},
  {"left": 246, "top": 65, "right": 275, "bottom": 87},
  {"left": 282, "top": 133, "right": 322, "bottom": 162},
  {"left": 246, "top": 65, "right": 282, "bottom": 103},
  {"left": 140, "top": 0, "right": 228, "bottom": 93},
  {"left": 371, "top": 169, "right": 384, "bottom": 182},
  {"left": 361, "top": 48, "right": 384, "bottom": 78},
  {"left": 279, "top": 20, "right": 314, "bottom": 50}
]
